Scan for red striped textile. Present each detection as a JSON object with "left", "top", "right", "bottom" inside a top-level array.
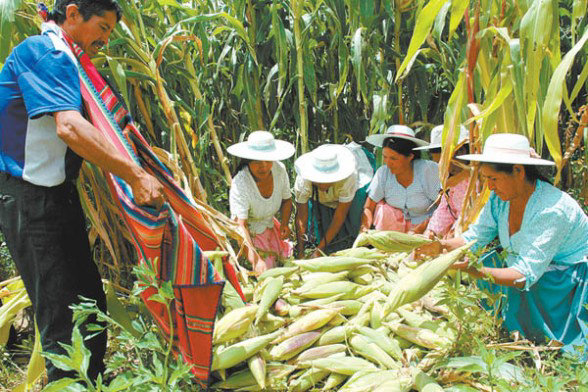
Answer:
[{"left": 51, "top": 26, "right": 230, "bottom": 388}]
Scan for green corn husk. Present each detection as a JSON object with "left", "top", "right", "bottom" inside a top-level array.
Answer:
[
  {"left": 348, "top": 265, "right": 379, "bottom": 278},
  {"left": 294, "top": 256, "right": 371, "bottom": 272},
  {"left": 370, "top": 301, "right": 383, "bottom": 329},
  {"left": 298, "top": 281, "right": 375, "bottom": 300},
  {"left": 387, "top": 322, "right": 451, "bottom": 350},
  {"left": 318, "top": 325, "right": 355, "bottom": 345},
  {"left": 383, "top": 243, "right": 472, "bottom": 317},
  {"left": 212, "top": 331, "right": 280, "bottom": 371},
  {"left": 357, "top": 326, "right": 403, "bottom": 361},
  {"left": 257, "top": 266, "right": 299, "bottom": 281},
  {"left": 412, "top": 368, "right": 444, "bottom": 392},
  {"left": 339, "top": 370, "right": 404, "bottom": 391},
  {"left": 372, "top": 379, "right": 413, "bottom": 392},
  {"left": 258, "top": 313, "right": 286, "bottom": 334},
  {"left": 247, "top": 354, "right": 266, "bottom": 389},
  {"left": 269, "top": 331, "right": 322, "bottom": 360},
  {"left": 294, "top": 293, "right": 345, "bottom": 310},
  {"left": 289, "top": 368, "right": 330, "bottom": 392},
  {"left": 294, "top": 343, "right": 347, "bottom": 364},
  {"left": 349, "top": 334, "right": 400, "bottom": 369},
  {"left": 322, "top": 372, "right": 348, "bottom": 390},
  {"left": 353, "top": 230, "right": 431, "bottom": 252},
  {"left": 301, "top": 356, "right": 377, "bottom": 375},
  {"left": 213, "top": 305, "right": 258, "bottom": 344},
  {"left": 352, "top": 273, "right": 374, "bottom": 285},
  {"left": 254, "top": 276, "right": 283, "bottom": 324},
  {"left": 332, "top": 246, "right": 389, "bottom": 260},
  {"left": 325, "top": 300, "right": 363, "bottom": 316},
  {"left": 266, "top": 362, "right": 297, "bottom": 382},
  {"left": 211, "top": 368, "right": 257, "bottom": 389},
  {"left": 273, "top": 308, "right": 339, "bottom": 343},
  {"left": 294, "top": 271, "right": 349, "bottom": 294}
]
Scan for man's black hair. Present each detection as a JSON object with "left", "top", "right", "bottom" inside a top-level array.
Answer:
[{"left": 50, "top": 0, "right": 122, "bottom": 24}]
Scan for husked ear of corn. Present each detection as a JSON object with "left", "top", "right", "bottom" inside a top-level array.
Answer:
[
  {"left": 301, "top": 356, "right": 377, "bottom": 375},
  {"left": 289, "top": 368, "right": 330, "bottom": 392},
  {"left": 247, "top": 354, "right": 266, "bottom": 389},
  {"left": 352, "top": 230, "right": 431, "bottom": 252},
  {"left": 254, "top": 276, "right": 283, "bottom": 324},
  {"left": 294, "top": 343, "right": 347, "bottom": 364},
  {"left": 332, "top": 247, "right": 388, "bottom": 260},
  {"left": 294, "top": 256, "right": 371, "bottom": 272},
  {"left": 357, "top": 326, "right": 403, "bottom": 361},
  {"left": 349, "top": 334, "right": 400, "bottom": 369},
  {"left": 383, "top": 243, "right": 472, "bottom": 317},
  {"left": 297, "top": 281, "right": 375, "bottom": 300},
  {"left": 387, "top": 322, "right": 451, "bottom": 350},
  {"left": 269, "top": 331, "right": 322, "bottom": 360},
  {"left": 213, "top": 305, "right": 258, "bottom": 344},
  {"left": 322, "top": 372, "right": 348, "bottom": 391},
  {"left": 273, "top": 308, "right": 339, "bottom": 343},
  {"left": 212, "top": 331, "right": 280, "bottom": 371},
  {"left": 257, "top": 266, "right": 299, "bottom": 281},
  {"left": 211, "top": 368, "right": 258, "bottom": 389}
]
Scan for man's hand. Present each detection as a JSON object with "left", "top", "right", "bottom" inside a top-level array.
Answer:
[{"left": 129, "top": 171, "right": 165, "bottom": 208}]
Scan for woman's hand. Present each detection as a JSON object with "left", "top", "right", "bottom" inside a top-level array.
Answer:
[
  {"left": 279, "top": 224, "right": 291, "bottom": 240},
  {"left": 450, "top": 259, "right": 470, "bottom": 271},
  {"left": 310, "top": 248, "right": 323, "bottom": 259},
  {"left": 414, "top": 240, "right": 443, "bottom": 260}
]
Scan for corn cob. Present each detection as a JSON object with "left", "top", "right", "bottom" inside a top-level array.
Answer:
[
  {"left": 212, "top": 331, "right": 280, "bottom": 371},
  {"left": 269, "top": 331, "right": 321, "bottom": 361},
  {"left": 349, "top": 334, "right": 401, "bottom": 369},
  {"left": 318, "top": 325, "right": 355, "bottom": 346},
  {"left": 211, "top": 368, "right": 257, "bottom": 389},
  {"left": 273, "top": 308, "right": 339, "bottom": 343},
  {"left": 298, "top": 281, "right": 374, "bottom": 300},
  {"left": 294, "top": 256, "right": 370, "bottom": 272},
  {"left": 387, "top": 322, "right": 450, "bottom": 350},
  {"left": 293, "top": 271, "right": 349, "bottom": 294},
  {"left": 294, "top": 343, "right": 347, "bottom": 364},
  {"left": 257, "top": 265, "right": 299, "bottom": 281},
  {"left": 301, "top": 356, "right": 377, "bottom": 375},
  {"left": 213, "top": 305, "right": 258, "bottom": 344},
  {"left": 357, "top": 326, "right": 403, "bottom": 361},
  {"left": 332, "top": 246, "right": 388, "bottom": 260},
  {"left": 322, "top": 372, "right": 347, "bottom": 390},
  {"left": 353, "top": 230, "right": 431, "bottom": 252},
  {"left": 288, "top": 368, "right": 330, "bottom": 392},
  {"left": 254, "top": 276, "right": 283, "bottom": 324},
  {"left": 383, "top": 243, "right": 472, "bottom": 317}
]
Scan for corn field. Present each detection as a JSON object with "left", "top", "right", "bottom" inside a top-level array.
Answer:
[{"left": 0, "top": 0, "right": 587, "bottom": 390}]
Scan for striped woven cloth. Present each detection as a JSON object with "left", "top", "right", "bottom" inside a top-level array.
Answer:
[{"left": 41, "top": 17, "right": 233, "bottom": 388}]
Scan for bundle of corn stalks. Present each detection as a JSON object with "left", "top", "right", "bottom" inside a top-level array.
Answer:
[{"left": 208, "top": 231, "right": 472, "bottom": 391}]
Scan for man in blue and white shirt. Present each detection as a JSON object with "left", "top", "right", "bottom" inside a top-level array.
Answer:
[{"left": 0, "top": 0, "right": 163, "bottom": 382}]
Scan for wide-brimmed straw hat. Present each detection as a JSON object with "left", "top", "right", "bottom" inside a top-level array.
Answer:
[
  {"left": 457, "top": 133, "right": 555, "bottom": 166},
  {"left": 413, "top": 125, "right": 469, "bottom": 151},
  {"left": 227, "top": 131, "right": 295, "bottom": 161},
  {"left": 294, "top": 145, "right": 356, "bottom": 183},
  {"left": 365, "top": 125, "right": 429, "bottom": 148}
]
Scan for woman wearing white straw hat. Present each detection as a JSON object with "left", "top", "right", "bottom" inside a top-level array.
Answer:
[
  {"left": 361, "top": 125, "right": 441, "bottom": 233},
  {"left": 414, "top": 124, "right": 471, "bottom": 238},
  {"left": 228, "top": 131, "right": 295, "bottom": 275},
  {"left": 294, "top": 144, "right": 373, "bottom": 257},
  {"left": 417, "top": 133, "right": 587, "bottom": 357}
]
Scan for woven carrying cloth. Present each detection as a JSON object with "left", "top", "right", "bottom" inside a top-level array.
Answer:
[{"left": 40, "top": 20, "right": 234, "bottom": 388}]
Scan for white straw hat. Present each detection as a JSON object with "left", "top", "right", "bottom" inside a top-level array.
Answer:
[
  {"left": 294, "top": 144, "right": 357, "bottom": 183},
  {"left": 227, "top": 131, "right": 295, "bottom": 161},
  {"left": 457, "top": 133, "right": 555, "bottom": 166},
  {"left": 365, "top": 125, "right": 429, "bottom": 148},
  {"left": 414, "top": 125, "right": 469, "bottom": 151}
]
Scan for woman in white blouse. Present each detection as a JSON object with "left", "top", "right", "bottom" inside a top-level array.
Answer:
[
  {"left": 294, "top": 144, "right": 370, "bottom": 257},
  {"left": 228, "top": 131, "right": 295, "bottom": 275},
  {"left": 361, "top": 125, "right": 440, "bottom": 233}
]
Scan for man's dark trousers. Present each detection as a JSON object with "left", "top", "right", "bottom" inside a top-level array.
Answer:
[{"left": 0, "top": 173, "right": 107, "bottom": 381}]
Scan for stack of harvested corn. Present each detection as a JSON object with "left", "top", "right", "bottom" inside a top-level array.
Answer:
[{"left": 208, "top": 231, "right": 470, "bottom": 391}]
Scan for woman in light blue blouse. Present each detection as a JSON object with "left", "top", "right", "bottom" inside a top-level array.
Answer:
[
  {"left": 418, "top": 134, "right": 587, "bottom": 357},
  {"left": 361, "top": 125, "right": 440, "bottom": 233}
]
